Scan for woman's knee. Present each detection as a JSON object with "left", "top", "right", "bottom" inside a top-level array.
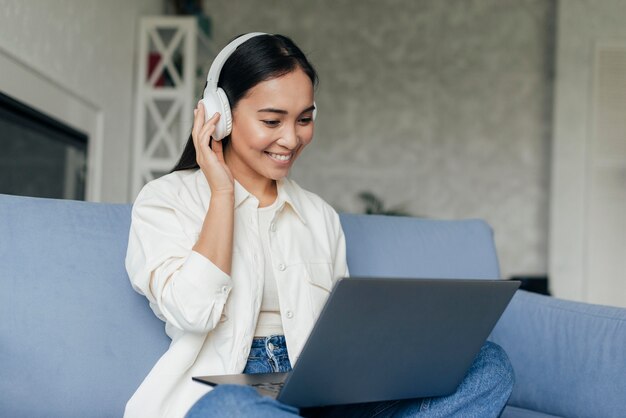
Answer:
[
  {"left": 479, "top": 341, "right": 515, "bottom": 391},
  {"left": 185, "top": 385, "right": 299, "bottom": 418},
  {"left": 185, "top": 385, "right": 260, "bottom": 417}
]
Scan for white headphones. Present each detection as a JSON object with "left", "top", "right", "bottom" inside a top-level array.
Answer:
[{"left": 201, "top": 32, "right": 317, "bottom": 141}]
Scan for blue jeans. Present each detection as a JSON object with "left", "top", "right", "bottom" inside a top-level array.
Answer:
[{"left": 186, "top": 335, "right": 514, "bottom": 417}]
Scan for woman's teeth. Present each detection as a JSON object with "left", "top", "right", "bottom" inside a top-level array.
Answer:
[{"left": 267, "top": 152, "right": 291, "bottom": 161}]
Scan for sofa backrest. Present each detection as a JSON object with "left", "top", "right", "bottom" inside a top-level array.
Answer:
[
  {"left": 0, "top": 194, "right": 171, "bottom": 417},
  {"left": 0, "top": 194, "right": 501, "bottom": 417},
  {"left": 340, "top": 213, "right": 500, "bottom": 279}
]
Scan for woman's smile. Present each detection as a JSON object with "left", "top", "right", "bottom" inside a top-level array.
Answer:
[{"left": 265, "top": 151, "right": 293, "bottom": 164}]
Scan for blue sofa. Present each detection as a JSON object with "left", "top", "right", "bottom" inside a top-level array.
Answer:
[{"left": 1, "top": 193, "right": 624, "bottom": 418}]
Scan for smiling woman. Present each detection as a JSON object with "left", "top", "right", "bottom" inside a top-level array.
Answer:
[
  {"left": 124, "top": 33, "right": 514, "bottom": 418},
  {"left": 124, "top": 33, "right": 346, "bottom": 418}
]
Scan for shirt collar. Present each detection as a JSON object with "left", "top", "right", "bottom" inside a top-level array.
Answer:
[
  {"left": 233, "top": 180, "right": 252, "bottom": 208},
  {"left": 277, "top": 178, "right": 307, "bottom": 224},
  {"left": 234, "top": 178, "right": 307, "bottom": 225}
]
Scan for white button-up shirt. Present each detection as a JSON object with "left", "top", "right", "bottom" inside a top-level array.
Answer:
[{"left": 124, "top": 169, "right": 348, "bottom": 418}]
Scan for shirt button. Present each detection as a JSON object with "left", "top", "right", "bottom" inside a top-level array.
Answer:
[
  {"left": 278, "top": 263, "right": 286, "bottom": 271},
  {"left": 270, "top": 222, "right": 276, "bottom": 232},
  {"left": 253, "top": 253, "right": 258, "bottom": 261},
  {"left": 286, "top": 310, "right": 294, "bottom": 319},
  {"left": 268, "top": 342, "right": 275, "bottom": 351},
  {"left": 221, "top": 286, "right": 229, "bottom": 294}
]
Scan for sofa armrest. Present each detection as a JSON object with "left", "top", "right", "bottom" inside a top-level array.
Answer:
[{"left": 489, "top": 290, "right": 626, "bottom": 418}]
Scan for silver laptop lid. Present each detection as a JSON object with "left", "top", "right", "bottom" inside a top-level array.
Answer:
[{"left": 278, "top": 277, "right": 519, "bottom": 407}]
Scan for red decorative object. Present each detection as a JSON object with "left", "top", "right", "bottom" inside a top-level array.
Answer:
[{"left": 148, "top": 52, "right": 165, "bottom": 87}]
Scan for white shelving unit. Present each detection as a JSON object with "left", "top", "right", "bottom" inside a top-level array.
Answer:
[{"left": 131, "top": 16, "right": 216, "bottom": 199}]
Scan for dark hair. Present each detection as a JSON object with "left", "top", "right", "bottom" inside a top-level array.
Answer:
[{"left": 171, "top": 34, "right": 318, "bottom": 172}]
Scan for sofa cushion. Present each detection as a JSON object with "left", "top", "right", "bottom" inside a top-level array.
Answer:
[
  {"left": 0, "top": 194, "right": 170, "bottom": 418},
  {"left": 340, "top": 214, "right": 500, "bottom": 279},
  {"left": 490, "top": 290, "right": 626, "bottom": 418}
]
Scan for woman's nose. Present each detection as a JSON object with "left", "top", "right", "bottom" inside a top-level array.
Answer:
[{"left": 279, "top": 125, "right": 299, "bottom": 149}]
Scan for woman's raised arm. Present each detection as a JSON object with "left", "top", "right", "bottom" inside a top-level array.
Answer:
[{"left": 191, "top": 103, "right": 234, "bottom": 275}]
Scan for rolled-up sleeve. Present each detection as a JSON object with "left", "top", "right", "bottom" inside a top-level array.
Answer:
[{"left": 126, "top": 184, "right": 231, "bottom": 333}]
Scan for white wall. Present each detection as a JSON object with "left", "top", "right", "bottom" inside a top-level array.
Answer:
[
  {"left": 550, "top": 0, "right": 626, "bottom": 307},
  {"left": 0, "top": 0, "right": 163, "bottom": 203}
]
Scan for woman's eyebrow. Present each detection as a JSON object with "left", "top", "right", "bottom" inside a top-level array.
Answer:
[
  {"left": 257, "top": 108, "right": 288, "bottom": 115},
  {"left": 257, "top": 105, "right": 316, "bottom": 115}
]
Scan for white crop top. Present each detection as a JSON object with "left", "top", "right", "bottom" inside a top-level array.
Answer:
[{"left": 254, "top": 198, "right": 284, "bottom": 337}]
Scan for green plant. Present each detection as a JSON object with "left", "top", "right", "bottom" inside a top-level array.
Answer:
[{"left": 357, "top": 191, "right": 411, "bottom": 216}]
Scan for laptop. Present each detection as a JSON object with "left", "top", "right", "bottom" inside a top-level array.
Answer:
[{"left": 193, "top": 277, "right": 519, "bottom": 408}]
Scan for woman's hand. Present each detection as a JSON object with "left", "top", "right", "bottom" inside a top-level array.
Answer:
[{"left": 192, "top": 102, "right": 234, "bottom": 195}]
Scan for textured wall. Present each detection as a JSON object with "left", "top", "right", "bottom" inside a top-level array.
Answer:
[
  {"left": 204, "top": 0, "right": 556, "bottom": 279},
  {"left": 0, "top": 0, "right": 163, "bottom": 203}
]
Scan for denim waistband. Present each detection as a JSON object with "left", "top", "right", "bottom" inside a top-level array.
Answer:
[{"left": 251, "top": 334, "right": 287, "bottom": 349}]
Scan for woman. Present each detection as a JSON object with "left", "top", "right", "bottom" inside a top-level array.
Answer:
[{"left": 125, "top": 33, "right": 514, "bottom": 418}]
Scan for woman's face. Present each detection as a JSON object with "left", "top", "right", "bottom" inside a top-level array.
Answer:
[{"left": 226, "top": 67, "right": 315, "bottom": 183}]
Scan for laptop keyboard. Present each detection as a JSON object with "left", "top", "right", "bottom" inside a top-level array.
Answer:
[{"left": 251, "top": 381, "right": 285, "bottom": 394}]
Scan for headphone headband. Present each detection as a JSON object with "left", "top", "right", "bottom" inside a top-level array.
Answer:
[{"left": 205, "top": 32, "right": 268, "bottom": 90}]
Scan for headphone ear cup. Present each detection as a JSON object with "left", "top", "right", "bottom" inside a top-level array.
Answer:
[
  {"left": 200, "top": 88, "right": 232, "bottom": 141},
  {"left": 215, "top": 88, "right": 232, "bottom": 140}
]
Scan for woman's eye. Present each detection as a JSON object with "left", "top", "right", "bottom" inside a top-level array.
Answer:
[
  {"left": 298, "top": 117, "right": 313, "bottom": 125},
  {"left": 262, "top": 120, "right": 280, "bottom": 127}
]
